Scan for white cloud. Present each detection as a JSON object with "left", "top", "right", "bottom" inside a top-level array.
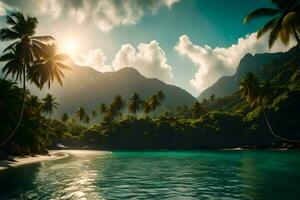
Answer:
[
  {"left": 175, "top": 32, "right": 296, "bottom": 92},
  {"left": 71, "top": 49, "right": 113, "bottom": 73},
  {"left": 112, "top": 40, "right": 173, "bottom": 84},
  {"left": 1, "top": 0, "right": 180, "bottom": 32},
  {"left": 69, "top": 41, "right": 173, "bottom": 84},
  {"left": 0, "top": 1, "right": 10, "bottom": 16}
]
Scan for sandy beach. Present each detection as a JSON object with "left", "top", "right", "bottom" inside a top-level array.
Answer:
[{"left": 0, "top": 151, "right": 68, "bottom": 171}]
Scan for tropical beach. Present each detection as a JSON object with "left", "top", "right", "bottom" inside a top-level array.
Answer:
[{"left": 1, "top": 0, "right": 300, "bottom": 199}]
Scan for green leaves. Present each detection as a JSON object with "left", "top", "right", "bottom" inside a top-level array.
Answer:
[
  {"left": 244, "top": 0, "right": 300, "bottom": 49},
  {"left": 244, "top": 8, "right": 279, "bottom": 24}
]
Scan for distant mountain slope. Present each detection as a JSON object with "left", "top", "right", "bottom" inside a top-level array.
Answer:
[
  {"left": 33, "top": 65, "right": 197, "bottom": 116},
  {"left": 201, "top": 46, "right": 300, "bottom": 112},
  {"left": 197, "top": 50, "right": 293, "bottom": 101}
]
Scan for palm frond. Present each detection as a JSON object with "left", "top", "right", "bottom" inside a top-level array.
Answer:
[
  {"left": 282, "top": 11, "right": 298, "bottom": 27},
  {"left": 269, "top": 19, "right": 283, "bottom": 49},
  {"left": 0, "top": 28, "right": 20, "bottom": 41},
  {"left": 244, "top": 8, "right": 279, "bottom": 24},
  {"left": 257, "top": 17, "right": 278, "bottom": 38},
  {"left": 30, "top": 36, "right": 55, "bottom": 42}
]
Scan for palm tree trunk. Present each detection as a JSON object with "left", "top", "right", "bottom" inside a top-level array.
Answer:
[
  {"left": 0, "top": 67, "right": 26, "bottom": 148},
  {"left": 292, "top": 24, "right": 300, "bottom": 44},
  {"left": 261, "top": 104, "right": 300, "bottom": 143}
]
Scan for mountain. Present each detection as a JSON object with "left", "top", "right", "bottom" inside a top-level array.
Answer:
[
  {"left": 32, "top": 64, "right": 197, "bottom": 116},
  {"left": 202, "top": 45, "right": 300, "bottom": 112},
  {"left": 197, "top": 49, "right": 295, "bottom": 101}
]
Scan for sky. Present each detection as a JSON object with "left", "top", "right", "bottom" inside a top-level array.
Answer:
[{"left": 0, "top": 0, "right": 296, "bottom": 97}]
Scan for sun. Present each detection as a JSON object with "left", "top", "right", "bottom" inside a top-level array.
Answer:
[{"left": 62, "top": 39, "right": 78, "bottom": 55}]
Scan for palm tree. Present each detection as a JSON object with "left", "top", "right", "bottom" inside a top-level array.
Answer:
[
  {"left": 27, "top": 95, "right": 42, "bottom": 115},
  {"left": 128, "top": 93, "right": 143, "bottom": 116},
  {"left": 41, "top": 93, "right": 58, "bottom": 118},
  {"left": 61, "top": 113, "right": 69, "bottom": 122},
  {"left": 143, "top": 101, "right": 152, "bottom": 117},
  {"left": 148, "top": 95, "right": 161, "bottom": 113},
  {"left": 157, "top": 90, "right": 165, "bottom": 101},
  {"left": 76, "top": 107, "right": 86, "bottom": 122},
  {"left": 0, "top": 12, "right": 54, "bottom": 148},
  {"left": 99, "top": 103, "right": 107, "bottom": 114},
  {"left": 191, "top": 101, "right": 205, "bottom": 118},
  {"left": 28, "top": 44, "right": 70, "bottom": 89},
  {"left": 244, "top": 0, "right": 300, "bottom": 48},
  {"left": 156, "top": 90, "right": 165, "bottom": 112},
  {"left": 112, "top": 95, "right": 125, "bottom": 118},
  {"left": 240, "top": 72, "right": 300, "bottom": 143}
]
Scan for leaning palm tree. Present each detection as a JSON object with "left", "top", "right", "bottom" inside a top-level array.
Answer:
[
  {"left": 240, "top": 72, "right": 300, "bottom": 143},
  {"left": 41, "top": 94, "right": 59, "bottom": 118},
  {"left": 128, "top": 93, "right": 143, "bottom": 116},
  {"left": 0, "top": 11, "right": 54, "bottom": 148},
  {"left": 28, "top": 44, "right": 70, "bottom": 89},
  {"left": 244, "top": 0, "right": 300, "bottom": 48},
  {"left": 76, "top": 107, "right": 86, "bottom": 122}
]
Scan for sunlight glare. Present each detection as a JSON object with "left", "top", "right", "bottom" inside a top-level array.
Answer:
[{"left": 63, "top": 39, "right": 78, "bottom": 55}]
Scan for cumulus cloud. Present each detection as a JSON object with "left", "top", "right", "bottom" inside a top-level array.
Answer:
[
  {"left": 175, "top": 32, "right": 296, "bottom": 92},
  {"left": 71, "top": 49, "right": 113, "bottom": 73},
  {"left": 1, "top": 0, "right": 179, "bottom": 32},
  {"left": 69, "top": 41, "right": 173, "bottom": 84},
  {"left": 112, "top": 40, "right": 173, "bottom": 84}
]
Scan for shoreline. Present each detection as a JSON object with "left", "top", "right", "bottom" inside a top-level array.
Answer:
[
  {"left": 0, "top": 151, "right": 69, "bottom": 171},
  {"left": 0, "top": 148, "right": 298, "bottom": 171}
]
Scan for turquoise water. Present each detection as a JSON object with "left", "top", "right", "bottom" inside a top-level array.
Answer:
[{"left": 0, "top": 150, "right": 300, "bottom": 200}]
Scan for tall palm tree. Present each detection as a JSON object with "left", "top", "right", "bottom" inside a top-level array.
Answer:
[
  {"left": 27, "top": 95, "right": 42, "bottom": 115},
  {"left": 76, "top": 107, "right": 86, "bottom": 122},
  {"left": 143, "top": 101, "right": 152, "bottom": 117},
  {"left": 157, "top": 90, "right": 165, "bottom": 101},
  {"left": 112, "top": 95, "right": 125, "bottom": 116},
  {"left": 41, "top": 93, "right": 58, "bottom": 118},
  {"left": 148, "top": 95, "right": 161, "bottom": 113},
  {"left": 28, "top": 44, "right": 70, "bottom": 89},
  {"left": 128, "top": 93, "right": 143, "bottom": 116},
  {"left": 244, "top": 0, "right": 300, "bottom": 48},
  {"left": 61, "top": 113, "right": 69, "bottom": 123},
  {"left": 156, "top": 90, "right": 165, "bottom": 112},
  {"left": 0, "top": 11, "right": 54, "bottom": 148},
  {"left": 240, "top": 72, "right": 300, "bottom": 143}
]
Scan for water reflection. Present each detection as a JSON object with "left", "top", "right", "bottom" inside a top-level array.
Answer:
[{"left": 0, "top": 151, "right": 300, "bottom": 200}]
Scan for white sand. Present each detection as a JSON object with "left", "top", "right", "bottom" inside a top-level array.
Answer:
[{"left": 0, "top": 151, "right": 68, "bottom": 171}]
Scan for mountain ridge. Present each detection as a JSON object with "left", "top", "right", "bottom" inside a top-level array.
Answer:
[
  {"left": 32, "top": 64, "right": 197, "bottom": 116},
  {"left": 197, "top": 49, "right": 292, "bottom": 101}
]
